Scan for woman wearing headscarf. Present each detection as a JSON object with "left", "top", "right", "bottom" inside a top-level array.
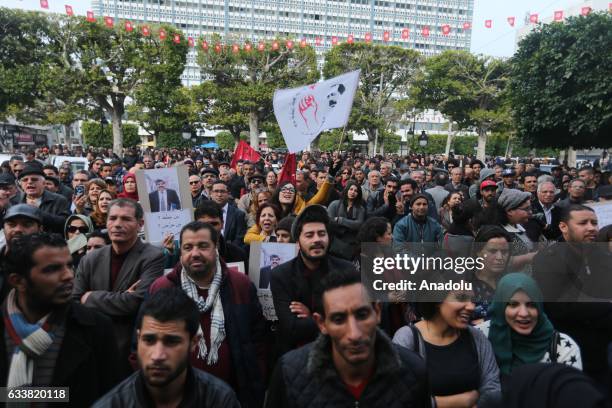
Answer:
[
  {"left": 117, "top": 173, "right": 139, "bottom": 201},
  {"left": 477, "top": 273, "right": 582, "bottom": 382}
]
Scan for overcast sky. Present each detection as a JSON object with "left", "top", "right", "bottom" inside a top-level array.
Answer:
[{"left": 2, "top": 0, "right": 581, "bottom": 57}]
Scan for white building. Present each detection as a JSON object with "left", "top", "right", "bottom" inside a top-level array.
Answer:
[{"left": 93, "top": 0, "right": 475, "bottom": 86}]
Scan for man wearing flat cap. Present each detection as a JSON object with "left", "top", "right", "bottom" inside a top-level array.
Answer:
[{"left": 10, "top": 164, "right": 70, "bottom": 234}]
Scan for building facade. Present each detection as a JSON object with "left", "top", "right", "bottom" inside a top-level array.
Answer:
[{"left": 93, "top": 0, "right": 475, "bottom": 86}]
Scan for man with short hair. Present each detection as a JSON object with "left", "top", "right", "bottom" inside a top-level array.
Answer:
[
  {"left": 521, "top": 172, "right": 538, "bottom": 196},
  {"left": 361, "top": 170, "right": 383, "bottom": 201},
  {"left": 525, "top": 181, "right": 562, "bottom": 241},
  {"left": 194, "top": 200, "right": 247, "bottom": 263},
  {"left": 188, "top": 174, "right": 204, "bottom": 207},
  {"left": 425, "top": 172, "right": 450, "bottom": 210},
  {"left": 557, "top": 179, "right": 587, "bottom": 208},
  {"left": 444, "top": 167, "right": 469, "bottom": 197},
  {"left": 43, "top": 164, "right": 73, "bottom": 201},
  {"left": 89, "top": 157, "right": 105, "bottom": 178},
  {"left": 149, "top": 222, "right": 265, "bottom": 407},
  {"left": 230, "top": 160, "right": 255, "bottom": 198},
  {"left": 578, "top": 167, "right": 598, "bottom": 201},
  {"left": 2, "top": 233, "right": 119, "bottom": 405},
  {"left": 10, "top": 165, "right": 70, "bottom": 234},
  {"left": 149, "top": 179, "right": 181, "bottom": 212},
  {"left": 94, "top": 288, "right": 240, "bottom": 407},
  {"left": 73, "top": 199, "right": 164, "bottom": 376},
  {"left": 99, "top": 162, "right": 113, "bottom": 179},
  {"left": 393, "top": 194, "right": 442, "bottom": 244},
  {"left": 367, "top": 177, "right": 399, "bottom": 222},
  {"left": 270, "top": 205, "right": 354, "bottom": 354},
  {"left": 266, "top": 270, "right": 431, "bottom": 408},
  {"left": 9, "top": 156, "right": 24, "bottom": 178},
  {"left": 142, "top": 155, "right": 155, "bottom": 170},
  {"left": 210, "top": 180, "right": 247, "bottom": 247}
]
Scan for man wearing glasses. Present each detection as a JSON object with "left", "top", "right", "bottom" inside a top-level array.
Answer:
[
  {"left": 211, "top": 180, "right": 246, "bottom": 248},
  {"left": 188, "top": 174, "right": 204, "bottom": 207}
]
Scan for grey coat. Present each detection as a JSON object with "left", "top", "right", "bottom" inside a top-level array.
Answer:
[
  {"left": 393, "top": 325, "right": 501, "bottom": 407},
  {"left": 326, "top": 199, "right": 366, "bottom": 232},
  {"left": 73, "top": 239, "right": 164, "bottom": 371}
]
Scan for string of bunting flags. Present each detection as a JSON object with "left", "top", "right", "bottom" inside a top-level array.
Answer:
[{"left": 38, "top": 0, "right": 612, "bottom": 52}]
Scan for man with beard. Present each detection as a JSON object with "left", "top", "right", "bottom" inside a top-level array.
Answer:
[
  {"left": 265, "top": 269, "right": 431, "bottom": 408},
  {"left": 270, "top": 205, "right": 354, "bottom": 354},
  {"left": 149, "top": 221, "right": 266, "bottom": 408},
  {"left": 534, "top": 205, "right": 612, "bottom": 393},
  {"left": 94, "top": 288, "right": 239, "bottom": 407},
  {"left": 2, "top": 233, "right": 119, "bottom": 406},
  {"left": 392, "top": 194, "right": 442, "bottom": 244}
]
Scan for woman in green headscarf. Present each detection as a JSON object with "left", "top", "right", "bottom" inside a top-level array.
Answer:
[{"left": 477, "top": 273, "right": 582, "bottom": 379}]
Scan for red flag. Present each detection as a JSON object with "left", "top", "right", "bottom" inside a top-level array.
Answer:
[
  {"left": 202, "top": 40, "right": 209, "bottom": 51},
  {"left": 485, "top": 20, "right": 492, "bottom": 28},
  {"left": 300, "top": 38, "right": 307, "bottom": 48},
  {"left": 529, "top": 13, "right": 538, "bottom": 24},
  {"left": 507, "top": 16, "right": 515, "bottom": 27},
  {"left": 173, "top": 34, "right": 181, "bottom": 44},
  {"left": 142, "top": 26, "right": 151, "bottom": 36},
  {"left": 581, "top": 6, "right": 591, "bottom": 15},
  {"left": 365, "top": 32, "right": 372, "bottom": 43},
  {"left": 277, "top": 153, "right": 296, "bottom": 186},
  {"left": 286, "top": 40, "right": 294, "bottom": 49},
  {"left": 331, "top": 36, "right": 338, "bottom": 46},
  {"left": 159, "top": 29, "right": 167, "bottom": 40},
  {"left": 347, "top": 34, "right": 354, "bottom": 44},
  {"left": 65, "top": 5, "right": 73, "bottom": 16},
  {"left": 232, "top": 43, "right": 239, "bottom": 53},
  {"left": 244, "top": 42, "right": 252, "bottom": 51},
  {"left": 383, "top": 31, "right": 390, "bottom": 42},
  {"left": 315, "top": 37, "right": 322, "bottom": 46},
  {"left": 86, "top": 11, "right": 95, "bottom": 22},
  {"left": 401, "top": 28, "right": 409, "bottom": 39},
  {"left": 230, "top": 141, "right": 261, "bottom": 169},
  {"left": 272, "top": 40, "right": 279, "bottom": 50},
  {"left": 40, "top": 0, "right": 49, "bottom": 9},
  {"left": 104, "top": 16, "right": 114, "bottom": 27},
  {"left": 463, "top": 22, "right": 472, "bottom": 30},
  {"left": 422, "top": 26, "right": 430, "bottom": 37},
  {"left": 441, "top": 24, "right": 451, "bottom": 35},
  {"left": 554, "top": 10, "right": 564, "bottom": 21},
  {"left": 257, "top": 41, "right": 265, "bottom": 51},
  {"left": 188, "top": 36, "right": 194, "bottom": 47},
  {"left": 125, "top": 21, "right": 133, "bottom": 32}
]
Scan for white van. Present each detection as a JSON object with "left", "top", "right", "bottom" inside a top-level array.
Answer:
[{"left": 50, "top": 156, "right": 90, "bottom": 173}]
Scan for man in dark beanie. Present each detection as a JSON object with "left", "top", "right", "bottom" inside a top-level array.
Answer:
[{"left": 270, "top": 205, "right": 354, "bottom": 354}]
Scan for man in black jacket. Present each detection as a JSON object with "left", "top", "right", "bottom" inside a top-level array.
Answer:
[
  {"left": 270, "top": 205, "right": 354, "bottom": 354},
  {"left": 266, "top": 269, "right": 431, "bottom": 408},
  {"left": 94, "top": 288, "right": 240, "bottom": 407},
  {"left": 1, "top": 233, "right": 119, "bottom": 406}
]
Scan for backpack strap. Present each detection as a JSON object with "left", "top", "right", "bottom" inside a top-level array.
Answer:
[
  {"left": 549, "top": 330, "right": 560, "bottom": 363},
  {"left": 410, "top": 325, "right": 420, "bottom": 355}
]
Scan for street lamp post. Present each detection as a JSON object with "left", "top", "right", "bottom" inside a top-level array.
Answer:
[{"left": 418, "top": 130, "right": 428, "bottom": 152}]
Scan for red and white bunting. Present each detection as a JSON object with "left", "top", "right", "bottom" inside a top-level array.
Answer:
[
  {"left": 364, "top": 32, "right": 372, "bottom": 43},
  {"left": 401, "top": 28, "right": 409, "bottom": 39},
  {"left": 40, "top": 0, "right": 49, "bottom": 9},
  {"left": 125, "top": 21, "right": 133, "bottom": 32},
  {"left": 286, "top": 40, "right": 294, "bottom": 49},
  {"left": 581, "top": 6, "right": 591, "bottom": 15},
  {"left": 159, "top": 29, "right": 167, "bottom": 40},
  {"left": 65, "top": 5, "right": 73, "bottom": 16},
  {"left": 331, "top": 36, "right": 338, "bottom": 46},
  {"left": 383, "top": 31, "right": 390, "bottom": 42},
  {"left": 529, "top": 13, "right": 539, "bottom": 24},
  {"left": 173, "top": 34, "right": 181, "bottom": 44},
  {"left": 347, "top": 34, "right": 354, "bottom": 44},
  {"left": 188, "top": 37, "right": 194, "bottom": 47},
  {"left": 232, "top": 43, "right": 239, "bottom": 53},
  {"left": 315, "top": 37, "right": 322, "bottom": 46},
  {"left": 300, "top": 38, "right": 307, "bottom": 48},
  {"left": 441, "top": 24, "right": 450, "bottom": 35},
  {"left": 485, "top": 20, "right": 492, "bottom": 28},
  {"left": 257, "top": 41, "right": 265, "bottom": 51},
  {"left": 554, "top": 10, "right": 564, "bottom": 21},
  {"left": 244, "top": 42, "right": 252, "bottom": 51},
  {"left": 86, "top": 11, "right": 95, "bottom": 22},
  {"left": 214, "top": 44, "right": 222, "bottom": 53},
  {"left": 507, "top": 16, "right": 515, "bottom": 27},
  {"left": 142, "top": 26, "right": 151, "bottom": 36},
  {"left": 422, "top": 26, "right": 430, "bottom": 37},
  {"left": 202, "top": 40, "right": 209, "bottom": 51},
  {"left": 272, "top": 40, "right": 279, "bottom": 50},
  {"left": 463, "top": 22, "right": 472, "bottom": 30},
  {"left": 104, "top": 16, "right": 114, "bottom": 27}
]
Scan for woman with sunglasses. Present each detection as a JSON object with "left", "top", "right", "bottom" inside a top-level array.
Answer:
[
  {"left": 90, "top": 189, "right": 117, "bottom": 230},
  {"left": 477, "top": 273, "right": 582, "bottom": 383},
  {"left": 272, "top": 179, "right": 332, "bottom": 219},
  {"left": 64, "top": 214, "right": 94, "bottom": 267}
]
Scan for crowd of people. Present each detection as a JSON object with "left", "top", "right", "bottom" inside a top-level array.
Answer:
[{"left": 0, "top": 144, "right": 610, "bottom": 407}]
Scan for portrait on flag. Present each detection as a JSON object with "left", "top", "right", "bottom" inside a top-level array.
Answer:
[{"left": 273, "top": 70, "right": 360, "bottom": 153}]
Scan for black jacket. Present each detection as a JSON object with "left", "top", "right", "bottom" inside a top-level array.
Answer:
[
  {"left": 270, "top": 254, "right": 354, "bottom": 354},
  {"left": 265, "top": 330, "right": 432, "bottom": 408},
  {"left": 224, "top": 204, "right": 247, "bottom": 248},
  {"left": 0, "top": 302, "right": 120, "bottom": 407},
  {"left": 93, "top": 366, "right": 240, "bottom": 407},
  {"left": 148, "top": 188, "right": 182, "bottom": 212},
  {"left": 10, "top": 190, "right": 70, "bottom": 233}
]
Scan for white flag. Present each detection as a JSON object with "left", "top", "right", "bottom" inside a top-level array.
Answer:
[{"left": 273, "top": 70, "right": 360, "bottom": 153}]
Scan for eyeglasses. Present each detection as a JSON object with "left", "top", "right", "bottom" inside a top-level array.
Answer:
[
  {"left": 67, "top": 226, "right": 89, "bottom": 234},
  {"left": 517, "top": 206, "right": 532, "bottom": 212},
  {"left": 251, "top": 179, "right": 262, "bottom": 184},
  {"left": 280, "top": 186, "right": 295, "bottom": 193}
]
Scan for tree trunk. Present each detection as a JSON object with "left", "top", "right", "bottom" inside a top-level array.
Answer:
[
  {"left": 111, "top": 110, "right": 123, "bottom": 156},
  {"left": 248, "top": 110, "right": 259, "bottom": 150},
  {"left": 476, "top": 128, "right": 487, "bottom": 161},
  {"left": 230, "top": 130, "right": 241, "bottom": 150},
  {"left": 444, "top": 120, "right": 454, "bottom": 156},
  {"left": 567, "top": 146, "right": 576, "bottom": 168}
]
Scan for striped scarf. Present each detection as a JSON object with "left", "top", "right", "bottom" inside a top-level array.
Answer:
[
  {"left": 180, "top": 254, "right": 225, "bottom": 366},
  {"left": 4, "top": 290, "right": 54, "bottom": 388}
]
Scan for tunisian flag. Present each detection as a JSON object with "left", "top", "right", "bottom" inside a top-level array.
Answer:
[
  {"left": 230, "top": 141, "right": 261, "bottom": 169},
  {"left": 277, "top": 153, "right": 297, "bottom": 185}
]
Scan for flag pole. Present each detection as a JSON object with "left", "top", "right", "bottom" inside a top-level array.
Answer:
[{"left": 337, "top": 124, "right": 348, "bottom": 152}]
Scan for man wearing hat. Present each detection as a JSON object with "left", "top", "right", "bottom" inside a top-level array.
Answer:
[
  {"left": 392, "top": 193, "right": 442, "bottom": 244},
  {"left": 468, "top": 167, "right": 496, "bottom": 199},
  {"left": 0, "top": 205, "right": 43, "bottom": 302},
  {"left": 10, "top": 164, "right": 70, "bottom": 234},
  {"left": 270, "top": 205, "right": 354, "bottom": 354},
  {"left": 0, "top": 173, "right": 18, "bottom": 204},
  {"left": 497, "top": 168, "right": 518, "bottom": 194},
  {"left": 199, "top": 167, "right": 219, "bottom": 200},
  {"left": 148, "top": 178, "right": 181, "bottom": 213}
]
